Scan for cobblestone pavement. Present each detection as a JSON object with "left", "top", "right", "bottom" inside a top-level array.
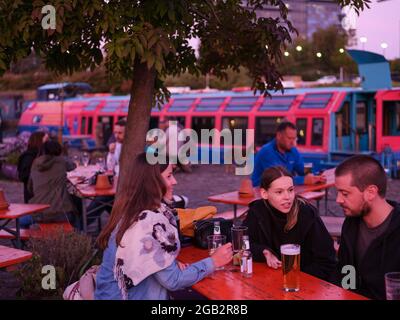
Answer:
[{"left": 1, "top": 164, "right": 400, "bottom": 299}]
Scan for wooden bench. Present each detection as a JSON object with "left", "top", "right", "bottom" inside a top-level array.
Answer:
[
  {"left": 0, "top": 245, "right": 32, "bottom": 269},
  {"left": 215, "top": 207, "right": 248, "bottom": 220},
  {"left": 0, "top": 222, "right": 74, "bottom": 241}
]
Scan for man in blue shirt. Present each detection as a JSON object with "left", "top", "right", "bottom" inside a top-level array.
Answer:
[{"left": 251, "top": 121, "right": 326, "bottom": 186}]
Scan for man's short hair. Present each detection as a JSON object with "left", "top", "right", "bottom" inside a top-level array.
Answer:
[
  {"left": 335, "top": 155, "right": 387, "bottom": 197},
  {"left": 276, "top": 121, "right": 297, "bottom": 133},
  {"left": 115, "top": 119, "right": 126, "bottom": 127}
]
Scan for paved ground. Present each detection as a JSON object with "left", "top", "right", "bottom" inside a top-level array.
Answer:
[{"left": 1, "top": 164, "right": 400, "bottom": 299}]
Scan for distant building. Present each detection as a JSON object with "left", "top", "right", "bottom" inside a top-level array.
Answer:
[{"left": 250, "top": 0, "right": 345, "bottom": 39}]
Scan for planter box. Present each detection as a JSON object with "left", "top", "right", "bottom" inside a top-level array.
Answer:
[{"left": 0, "top": 163, "right": 19, "bottom": 181}]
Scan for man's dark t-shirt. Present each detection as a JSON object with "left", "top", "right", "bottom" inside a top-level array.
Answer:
[{"left": 356, "top": 211, "right": 393, "bottom": 265}]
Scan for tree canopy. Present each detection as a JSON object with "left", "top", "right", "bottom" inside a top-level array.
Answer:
[
  {"left": 0, "top": 0, "right": 370, "bottom": 98},
  {"left": 0, "top": 0, "right": 371, "bottom": 212}
]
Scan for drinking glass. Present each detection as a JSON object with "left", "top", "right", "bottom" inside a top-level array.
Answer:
[
  {"left": 385, "top": 272, "right": 400, "bottom": 300},
  {"left": 82, "top": 152, "right": 90, "bottom": 167},
  {"left": 72, "top": 155, "right": 80, "bottom": 167},
  {"left": 207, "top": 234, "right": 226, "bottom": 270},
  {"left": 96, "top": 157, "right": 105, "bottom": 171},
  {"left": 304, "top": 163, "right": 313, "bottom": 175}
]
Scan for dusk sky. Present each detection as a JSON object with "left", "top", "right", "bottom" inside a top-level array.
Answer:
[{"left": 347, "top": 0, "right": 400, "bottom": 59}]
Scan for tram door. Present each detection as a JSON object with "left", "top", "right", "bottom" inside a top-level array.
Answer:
[
  {"left": 335, "top": 95, "right": 376, "bottom": 152},
  {"left": 355, "top": 98, "right": 376, "bottom": 152}
]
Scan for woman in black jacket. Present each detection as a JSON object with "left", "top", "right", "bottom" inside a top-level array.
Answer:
[
  {"left": 17, "top": 131, "right": 49, "bottom": 204},
  {"left": 243, "top": 166, "right": 336, "bottom": 281}
]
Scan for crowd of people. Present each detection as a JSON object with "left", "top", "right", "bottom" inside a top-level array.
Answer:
[{"left": 12, "top": 120, "right": 400, "bottom": 300}]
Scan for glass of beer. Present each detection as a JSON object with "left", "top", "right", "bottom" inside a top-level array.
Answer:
[
  {"left": 304, "top": 163, "right": 313, "bottom": 175},
  {"left": 280, "top": 244, "right": 301, "bottom": 292}
]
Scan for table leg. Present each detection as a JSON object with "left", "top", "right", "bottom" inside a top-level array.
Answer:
[
  {"left": 324, "top": 188, "right": 329, "bottom": 216},
  {"left": 15, "top": 218, "right": 21, "bottom": 249},
  {"left": 82, "top": 198, "right": 88, "bottom": 233}
]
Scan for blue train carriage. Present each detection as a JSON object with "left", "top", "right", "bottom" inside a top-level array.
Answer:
[{"left": 17, "top": 50, "right": 400, "bottom": 176}]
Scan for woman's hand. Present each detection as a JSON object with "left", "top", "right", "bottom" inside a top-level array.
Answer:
[
  {"left": 263, "top": 249, "right": 282, "bottom": 269},
  {"left": 177, "top": 261, "right": 189, "bottom": 271},
  {"left": 211, "top": 243, "right": 233, "bottom": 269}
]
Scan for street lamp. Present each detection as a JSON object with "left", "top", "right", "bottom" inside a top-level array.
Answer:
[
  {"left": 339, "top": 48, "right": 345, "bottom": 54},
  {"left": 284, "top": 51, "right": 290, "bottom": 57},
  {"left": 296, "top": 45, "right": 302, "bottom": 52},
  {"left": 316, "top": 52, "right": 322, "bottom": 58},
  {"left": 380, "top": 42, "right": 388, "bottom": 56},
  {"left": 360, "top": 37, "right": 367, "bottom": 50}
]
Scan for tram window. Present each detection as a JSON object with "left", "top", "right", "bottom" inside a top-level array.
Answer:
[
  {"left": 383, "top": 101, "right": 400, "bottom": 136},
  {"left": 191, "top": 117, "right": 215, "bottom": 137},
  {"left": 81, "top": 117, "right": 86, "bottom": 134},
  {"left": 356, "top": 102, "right": 367, "bottom": 134},
  {"left": 98, "top": 116, "right": 114, "bottom": 144},
  {"left": 149, "top": 116, "right": 159, "bottom": 129},
  {"left": 222, "top": 117, "right": 248, "bottom": 146},
  {"left": 166, "top": 116, "right": 185, "bottom": 127},
  {"left": 311, "top": 118, "right": 324, "bottom": 146},
  {"left": 87, "top": 117, "right": 93, "bottom": 135},
  {"left": 296, "top": 118, "right": 307, "bottom": 145},
  {"left": 255, "top": 117, "right": 283, "bottom": 147},
  {"left": 32, "top": 115, "right": 42, "bottom": 124}
]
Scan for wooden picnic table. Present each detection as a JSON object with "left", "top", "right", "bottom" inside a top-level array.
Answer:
[
  {"left": 67, "top": 165, "right": 117, "bottom": 232},
  {"left": 178, "top": 246, "right": 368, "bottom": 300},
  {"left": 208, "top": 168, "right": 335, "bottom": 219},
  {"left": 0, "top": 203, "right": 50, "bottom": 248},
  {"left": 0, "top": 245, "right": 32, "bottom": 269}
]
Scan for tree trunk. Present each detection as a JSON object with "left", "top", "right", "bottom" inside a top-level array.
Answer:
[{"left": 115, "top": 60, "right": 156, "bottom": 202}]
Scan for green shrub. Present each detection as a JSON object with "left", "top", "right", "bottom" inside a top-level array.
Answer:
[
  {"left": 13, "top": 231, "right": 97, "bottom": 299},
  {"left": 5, "top": 151, "right": 21, "bottom": 165}
]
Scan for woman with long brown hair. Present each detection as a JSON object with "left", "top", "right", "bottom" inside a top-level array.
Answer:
[
  {"left": 95, "top": 153, "right": 232, "bottom": 300},
  {"left": 243, "top": 166, "right": 336, "bottom": 281}
]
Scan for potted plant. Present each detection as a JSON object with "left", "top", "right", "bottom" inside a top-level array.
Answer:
[{"left": 0, "top": 133, "right": 28, "bottom": 181}]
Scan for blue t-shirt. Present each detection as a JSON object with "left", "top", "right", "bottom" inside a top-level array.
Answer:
[{"left": 251, "top": 139, "right": 305, "bottom": 186}]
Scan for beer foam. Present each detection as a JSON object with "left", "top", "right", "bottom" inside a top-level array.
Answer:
[{"left": 281, "top": 244, "right": 300, "bottom": 255}]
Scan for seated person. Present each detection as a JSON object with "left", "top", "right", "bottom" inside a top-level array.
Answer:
[
  {"left": 244, "top": 166, "right": 336, "bottom": 281},
  {"left": 95, "top": 153, "right": 232, "bottom": 300},
  {"left": 251, "top": 121, "right": 326, "bottom": 186},
  {"left": 334, "top": 155, "right": 400, "bottom": 300},
  {"left": 27, "top": 141, "right": 80, "bottom": 227}
]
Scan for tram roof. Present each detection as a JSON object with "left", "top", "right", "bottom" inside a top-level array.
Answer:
[{"left": 64, "top": 86, "right": 366, "bottom": 103}]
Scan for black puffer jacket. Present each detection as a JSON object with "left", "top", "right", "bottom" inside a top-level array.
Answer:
[
  {"left": 335, "top": 200, "right": 400, "bottom": 300},
  {"left": 243, "top": 199, "right": 337, "bottom": 281}
]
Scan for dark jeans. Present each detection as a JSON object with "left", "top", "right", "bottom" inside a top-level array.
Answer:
[{"left": 86, "top": 196, "right": 114, "bottom": 227}]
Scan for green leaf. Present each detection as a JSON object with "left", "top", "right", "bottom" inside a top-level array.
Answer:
[
  {"left": 167, "top": 9, "right": 175, "bottom": 22},
  {"left": 115, "top": 45, "right": 123, "bottom": 58},
  {"left": 147, "top": 54, "right": 155, "bottom": 69},
  {"left": 148, "top": 34, "right": 159, "bottom": 49},
  {"left": 134, "top": 41, "right": 144, "bottom": 57}
]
